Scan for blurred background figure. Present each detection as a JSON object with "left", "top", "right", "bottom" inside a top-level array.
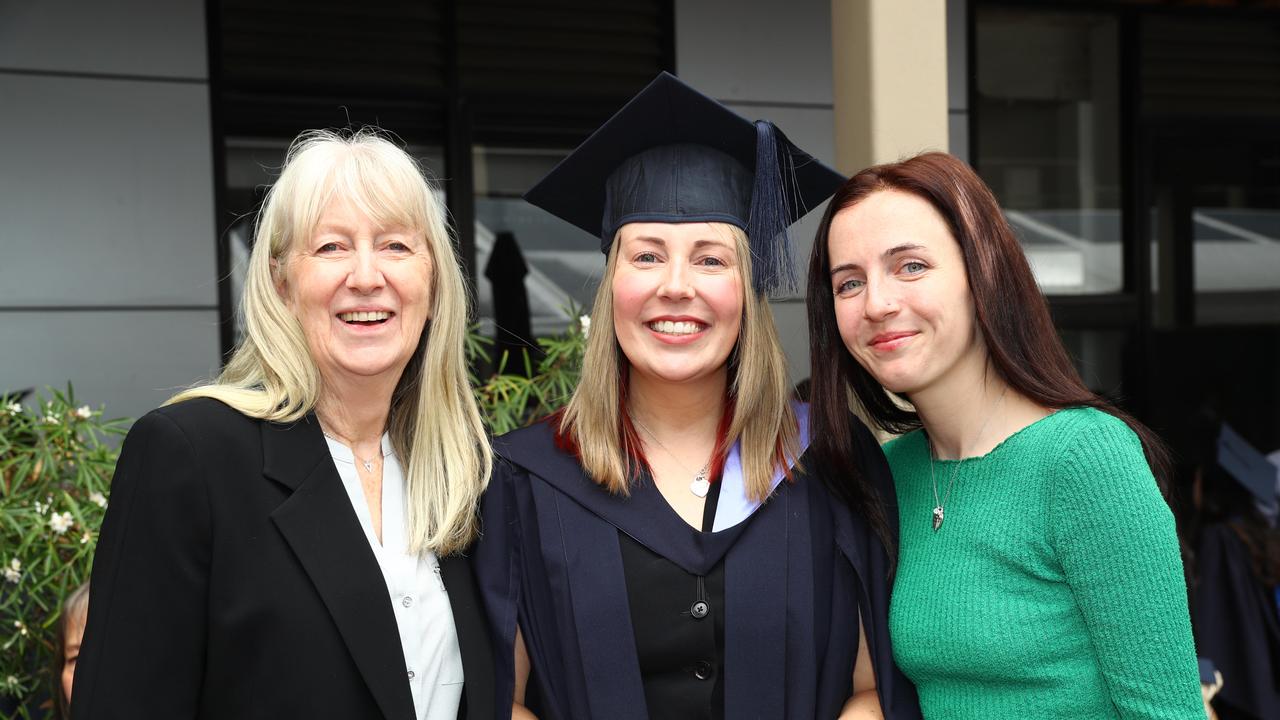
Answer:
[
  {"left": 1191, "top": 420, "right": 1280, "bottom": 720},
  {"left": 52, "top": 583, "right": 90, "bottom": 720}
]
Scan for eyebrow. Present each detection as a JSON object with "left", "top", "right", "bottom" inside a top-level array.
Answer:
[
  {"left": 628, "top": 236, "right": 732, "bottom": 250},
  {"left": 829, "top": 243, "right": 926, "bottom": 276}
]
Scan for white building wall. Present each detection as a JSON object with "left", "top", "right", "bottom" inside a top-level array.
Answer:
[
  {"left": 676, "top": 0, "right": 838, "bottom": 384},
  {"left": 0, "top": 0, "right": 219, "bottom": 422}
]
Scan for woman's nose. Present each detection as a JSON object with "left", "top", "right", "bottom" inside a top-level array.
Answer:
[
  {"left": 863, "top": 277, "right": 899, "bottom": 320},
  {"left": 346, "top": 246, "right": 385, "bottom": 292},
  {"left": 657, "top": 261, "right": 695, "bottom": 299}
]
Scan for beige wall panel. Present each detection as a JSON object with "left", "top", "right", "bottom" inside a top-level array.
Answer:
[{"left": 833, "top": 0, "right": 950, "bottom": 173}]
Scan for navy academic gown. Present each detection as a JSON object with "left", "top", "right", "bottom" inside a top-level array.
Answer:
[
  {"left": 1194, "top": 523, "right": 1280, "bottom": 720},
  {"left": 473, "top": 414, "right": 921, "bottom": 720}
]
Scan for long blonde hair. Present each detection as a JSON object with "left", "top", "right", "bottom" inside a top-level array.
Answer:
[
  {"left": 170, "top": 128, "right": 490, "bottom": 555},
  {"left": 560, "top": 224, "right": 798, "bottom": 500}
]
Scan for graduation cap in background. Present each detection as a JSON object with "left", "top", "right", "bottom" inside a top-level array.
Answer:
[
  {"left": 1217, "top": 423, "right": 1280, "bottom": 513},
  {"left": 524, "top": 71, "right": 845, "bottom": 296}
]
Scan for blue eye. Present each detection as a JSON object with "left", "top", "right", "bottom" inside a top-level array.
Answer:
[
  {"left": 903, "top": 261, "right": 926, "bottom": 274},
  {"left": 318, "top": 242, "right": 341, "bottom": 253},
  {"left": 835, "top": 278, "right": 864, "bottom": 295},
  {"left": 636, "top": 251, "right": 660, "bottom": 263},
  {"left": 387, "top": 241, "right": 411, "bottom": 252},
  {"left": 698, "top": 256, "right": 726, "bottom": 267}
]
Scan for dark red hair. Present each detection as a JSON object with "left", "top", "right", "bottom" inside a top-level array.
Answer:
[{"left": 806, "top": 152, "right": 1170, "bottom": 505}]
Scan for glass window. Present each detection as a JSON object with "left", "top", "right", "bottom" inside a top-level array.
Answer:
[
  {"left": 975, "top": 8, "right": 1123, "bottom": 294},
  {"left": 472, "top": 146, "right": 601, "bottom": 344}
]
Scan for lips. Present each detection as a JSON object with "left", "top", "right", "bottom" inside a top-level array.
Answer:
[{"left": 869, "top": 330, "right": 917, "bottom": 350}]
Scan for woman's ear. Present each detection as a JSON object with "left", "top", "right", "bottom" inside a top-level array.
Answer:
[{"left": 271, "top": 257, "right": 290, "bottom": 305}]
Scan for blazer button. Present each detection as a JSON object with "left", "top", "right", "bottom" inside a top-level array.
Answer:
[
  {"left": 690, "top": 600, "right": 709, "bottom": 619},
  {"left": 693, "top": 660, "right": 714, "bottom": 681}
]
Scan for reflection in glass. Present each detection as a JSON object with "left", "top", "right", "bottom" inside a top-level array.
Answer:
[
  {"left": 975, "top": 8, "right": 1122, "bottom": 294},
  {"left": 473, "top": 146, "right": 601, "bottom": 340}
]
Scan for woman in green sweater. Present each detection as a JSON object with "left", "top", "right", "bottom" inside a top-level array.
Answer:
[{"left": 804, "top": 152, "right": 1203, "bottom": 719}]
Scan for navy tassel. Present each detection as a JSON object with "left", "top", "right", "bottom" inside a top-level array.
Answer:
[{"left": 747, "top": 120, "right": 798, "bottom": 296}]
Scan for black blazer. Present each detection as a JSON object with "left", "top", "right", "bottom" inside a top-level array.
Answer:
[{"left": 72, "top": 397, "right": 494, "bottom": 720}]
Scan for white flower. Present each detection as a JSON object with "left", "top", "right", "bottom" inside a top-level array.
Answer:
[
  {"left": 1, "top": 675, "right": 16, "bottom": 692},
  {"left": 80, "top": 531, "right": 93, "bottom": 545},
  {"left": 42, "top": 413, "right": 59, "bottom": 424},
  {"left": 579, "top": 314, "right": 591, "bottom": 338},
  {"left": 13, "top": 620, "right": 28, "bottom": 636},
  {"left": 74, "top": 405, "right": 92, "bottom": 420},
  {"left": 3, "top": 559, "right": 19, "bottom": 584},
  {"left": 89, "top": 491, "right": 107, "bottom": 508},
  {"left": 49, "top": 511, "right": 74, "bottom": 535},
  {"left": 33, "top": 500, "right": 47, "bottom": 515},
  {"left": 5, "top": 402, "right": 20, "bottom": 415}
]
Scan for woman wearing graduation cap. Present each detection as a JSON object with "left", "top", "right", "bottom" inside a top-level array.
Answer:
[{"left": 473, "top": 73, "right": 920, "bottom": 719}]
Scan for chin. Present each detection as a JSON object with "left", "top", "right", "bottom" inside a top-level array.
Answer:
[{"left": 860, "top": 363, "right": 920, "bottom": 397}]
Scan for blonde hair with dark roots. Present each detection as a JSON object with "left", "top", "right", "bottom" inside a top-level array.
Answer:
[
  {"left": 561, "top": 223, "right": 798, "bottom": 500},
  {"left": 170, "top": 128, "right": 490, "bottom": 555}
]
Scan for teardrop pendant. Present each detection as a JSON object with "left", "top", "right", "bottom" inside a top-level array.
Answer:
[{"left": 932, "top": 506, "right": 944, "bottom": 531}]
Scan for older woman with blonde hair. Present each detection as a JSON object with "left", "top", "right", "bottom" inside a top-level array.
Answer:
[
  {"left": 474, "top": 73, "right": 920, "bottom": 720},
  {"left": 72, "top": 128, "right": 494, "bottom": 720}
]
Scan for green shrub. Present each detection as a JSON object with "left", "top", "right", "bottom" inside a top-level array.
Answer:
[{"left": 0, "top": 386, "right": 126, "bottom": 719}]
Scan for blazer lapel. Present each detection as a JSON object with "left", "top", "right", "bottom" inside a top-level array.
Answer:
[
  {"left": 262, "top": 416, "right": 416, "bottom": 720},
  {"left": 438, "top": 553, "right": 496, "bottom": 720}
]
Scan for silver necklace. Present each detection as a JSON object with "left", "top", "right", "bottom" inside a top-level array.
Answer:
[
  {"left": 631, "top": 415, "right": 713, "bottom": 498},
  {"left": 323, "top": 432, "right": 386, "bottom": 473},
  {"left": 927, "top": 386, "right": 1007, "bottom": 532}
]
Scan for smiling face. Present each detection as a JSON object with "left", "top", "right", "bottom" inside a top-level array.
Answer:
[
  {"left": 611, "top": 222, "right": 744, "bottom": 386},
  {"left": 278, "top": 193, "right": 434, "bottom": 389},
  {"left": 827, "top": 189, "right": 986, "bottom": 400}
]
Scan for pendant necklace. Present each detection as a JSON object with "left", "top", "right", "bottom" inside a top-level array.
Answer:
[
  {"left": 927, "top": 386, "right": 1007, "bottom": 532},
  {"left": 631, "top": 415, "right": 713, "bottom": 498},
  {"left": 323, "top": 432, "right": 386, "bottom": 473}
]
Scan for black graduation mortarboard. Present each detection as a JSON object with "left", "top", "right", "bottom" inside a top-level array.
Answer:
[
  {"left": 523, "top": 71, "right": 845, "bottom": 296},
  {"left": 1217, "top": 423, "right": 1280, "bottom": 509}
]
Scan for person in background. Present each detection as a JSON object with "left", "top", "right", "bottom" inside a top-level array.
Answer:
[
  {"left": 73, "top": 129, "right": 494, "bottom": 719},
  {"left": 475, "top": 72, "right": 920, "bottom": 720},
  {"left": 806, "top": 151, "right": 1203, "bottom": 718},
  {"left": 1192, "top": 422, "right": 1280, "bottom": 720},
  {"left": 52, "top": 582, "right": 89, "bottom": 720}
]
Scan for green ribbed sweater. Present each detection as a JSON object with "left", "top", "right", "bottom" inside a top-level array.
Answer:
[{"left": 885, "top": 407, "right": 1203, "bottom": 719}]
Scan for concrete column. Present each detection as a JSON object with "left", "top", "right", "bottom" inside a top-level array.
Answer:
[{"left": 831, "top": 0, "right": 950, "bottom": 174}]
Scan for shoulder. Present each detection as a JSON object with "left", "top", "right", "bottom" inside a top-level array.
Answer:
[
  {"left": 1044, "top": 407, "right": 1147, "bottom": 475},
  {"left": 151, "top": 396, "right": 257, "bottom": 434},
  {"left": 122, "top": 398, "right": 261, "bottom": 469},
  {"left": 491, "top": 419, "right": 559, "bottom": 467},
  {"left": 1044, "top": 408, "right": 1167, "bottom": 528}
]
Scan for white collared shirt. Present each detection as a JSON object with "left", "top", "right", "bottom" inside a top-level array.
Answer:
[{"left": 325, "top": 433, "right": 464, "bottom": 720}]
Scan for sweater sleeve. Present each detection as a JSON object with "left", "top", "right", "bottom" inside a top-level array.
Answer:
[{"left": 1048, "top": 414, "right": 1203, "bottom": 720}]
